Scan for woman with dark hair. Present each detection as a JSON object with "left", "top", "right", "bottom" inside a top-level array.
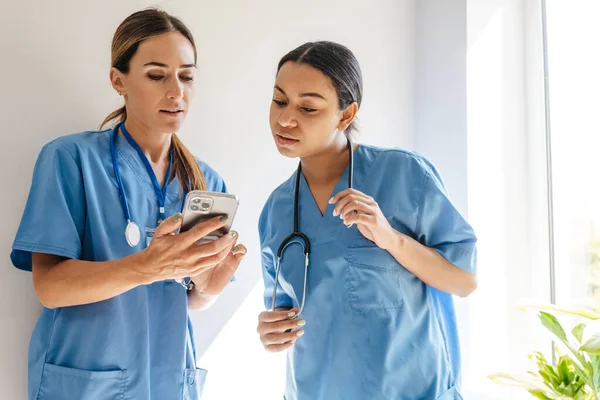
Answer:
[
  {"left": 256, "top": 41, "right": 478, "bottom": 400},
  {"left": 11, "top": 8, "right": 245, "bottom": 399}
]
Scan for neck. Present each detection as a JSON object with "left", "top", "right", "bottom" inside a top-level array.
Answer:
[
  {"left": 300, "top": 134, "right": 352, "bottom": 186},
  {"left": 122, "top": 118, "right": 172, "bottom": 163}
]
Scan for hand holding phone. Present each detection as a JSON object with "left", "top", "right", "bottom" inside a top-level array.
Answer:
[{"left": 180, "top": 191, "right": 239, "bottom": 245}]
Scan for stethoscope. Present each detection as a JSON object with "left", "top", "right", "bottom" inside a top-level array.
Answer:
[
  {"left": 110, "top": 122, "right": 173, "bottom": 248},
  {"left": 271, "top": 137, "right": 354, "bottom": 316}
]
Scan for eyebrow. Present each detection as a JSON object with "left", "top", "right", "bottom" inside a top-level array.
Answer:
[
  {"left": 275, "top": 85, "right": 327, "bottom": 101},
  {"left": 143, "top": 62, "right": 196, "bottom": 68}
]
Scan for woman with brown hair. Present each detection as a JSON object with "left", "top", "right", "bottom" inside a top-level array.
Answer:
[{"left": 10, "top": 8, "right": 244, "bottom": 399}]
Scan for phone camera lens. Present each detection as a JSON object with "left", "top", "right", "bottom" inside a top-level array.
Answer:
[
  {"left": 190, "top": 205, "right": 200, "bottom": 211},
  {"left": 201, "top": 202, "right": 210, "bottom": 210}
]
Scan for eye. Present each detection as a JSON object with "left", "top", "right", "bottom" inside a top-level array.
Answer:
[
  {"left": 147, "top": 74, "right": 164, "bottom": 81},
  {"left": 180, "top": 75, "right": 194, "bottom": 82},
  {"left": 302, "top": 107, "right": 317, "bottom": 113},
  {"left": 272, "top": 100, "right": 287, "bottom": 106}
]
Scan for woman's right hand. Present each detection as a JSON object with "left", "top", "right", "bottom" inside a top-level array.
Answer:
[
  {"left": 133, "top": 213, "right": 237, "bottom": 284},
  {"left": 257, "top": 308, "right": 305, "bottom": 352}
]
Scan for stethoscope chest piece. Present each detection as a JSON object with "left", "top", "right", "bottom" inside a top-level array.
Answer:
[{"left": 125, "top": 220, "right": 141, "bottom": 247}]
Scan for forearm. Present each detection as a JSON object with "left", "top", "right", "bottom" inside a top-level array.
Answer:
[
  {"left": 385, "top": 230, "right": 477, "bottom": 297},
  {"left": 32, "top": 252, "right": 149, "bottom": 309}
]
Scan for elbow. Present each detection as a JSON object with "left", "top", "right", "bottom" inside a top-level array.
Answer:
[
  {"left": 31, "top": 254, "right": 63, "bottom": 309},
  {"left": 456, "top": 274, "right": 478, "bottom": 298},
  {"left": 33, "top": 284, "right": 60, "bottom": 309},
  {"left": 40, "top": 300, "right": 60, "bottom": 310},
  {"left": 32, "top": 269, "right": 61, "bottom": 309}
]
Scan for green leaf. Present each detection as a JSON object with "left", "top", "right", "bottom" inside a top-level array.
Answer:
[
  {"left": 538, "top": 312, "right": 597, "bottom": 392},
  {"left": 557, "top": 357, "right": 572, "bottom": 385},
  {"left": 540, "top": 370, "right": 560, "bottom": 389},
  {"left": 581, "top": 333, "right": 600, "bottom": 355},
  {"left": 540, "top": 312, "right": 568, "bottom": 342},
  {"left": 534, "top": 351, "right": 561, "bottom": 387},
  {"left": 518, "top": 303, "right": 600, "bottom": 320},
  {"left": 488, "top": 373, "right": 573, "bottom": 400},
  {"left": 590, "top": 355, "right": 600, "bottom": 389},
  {"left": 528, "top": 390, "right": 554, "bottom": 400},
  {"left": 573, "top": 323, "right": 587, "bottom": 343}
]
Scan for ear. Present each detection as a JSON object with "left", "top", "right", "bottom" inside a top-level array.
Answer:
[
  {"left": 110, "top": 67, "right": 126, "bottom": 96},
  {"left": 337, "top": 102, "right": 358, "bottom": 132}
]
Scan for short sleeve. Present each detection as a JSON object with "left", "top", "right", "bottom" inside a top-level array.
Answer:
[
  {"left": 259, "top": 203, "right": 293, "bottom": 310},
  {"left": 11, "top": 143, "right": 86, "bottom": 272},
  {"left": 415, "top": 162, "right": 477, "bottom": 275}
]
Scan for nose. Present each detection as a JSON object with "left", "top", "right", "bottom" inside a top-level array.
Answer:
[
  {"left": 166, "top": 77, "right": 184, "bottom": 100},
  {"left": 277, "top": 108, "right": 297, "bottom": 128}
]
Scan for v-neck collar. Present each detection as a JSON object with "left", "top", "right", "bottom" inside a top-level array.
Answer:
[
  {"left": 283, "top": 144, "right": 384, "bottom": 247},
  {"left": 297, "top": 149, "right": 352, "bottom": 234},
  {"left": 112, "top": 129, "right": 181, "bottom": 202}
]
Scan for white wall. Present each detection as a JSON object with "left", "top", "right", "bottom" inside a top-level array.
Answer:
[
  {"left": 414, "top": 1, "right": 481, "bottom": 397},
  {"left": 415, "top": 0, "right": 468, "bottom": 215},
  {"left": 0, "top": 0, "right": 415, "bottom": 398}
]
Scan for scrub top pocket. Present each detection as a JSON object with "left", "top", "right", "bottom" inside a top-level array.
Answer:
[
  {"left": 36, "top": 363, "right": 126, "bottom": 400},
  {"left": 345, "top": 246, "right": 406, "bottom": 311}
]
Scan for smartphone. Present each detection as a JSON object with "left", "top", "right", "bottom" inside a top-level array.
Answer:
[{"left": 180, "top": 191, "right": 239, "bottom": 245}]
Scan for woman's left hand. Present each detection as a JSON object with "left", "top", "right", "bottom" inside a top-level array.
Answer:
[
  {"left": 330, "top": 189, "right": 396, "bottom": 250},
  {"left": 191, "top": 239, "right": 247, "bottom": 296}
]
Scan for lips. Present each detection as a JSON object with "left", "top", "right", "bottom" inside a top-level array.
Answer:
[
  {"left": 275, "top": 133, "right": 299, "bottom": 146},
  {"left": 160, "top": 109, "right": 184, "bottom": 114},
  {"left": 275, "top": 133, "right": 298, "bottom": 141}
]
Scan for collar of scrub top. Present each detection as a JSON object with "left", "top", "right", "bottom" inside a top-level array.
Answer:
[
  {"left": 110, "top": 122, "right": 173, "bottom": 247},
  {"left": 271, "top": 136, "right": 354, "bottom": 316}
]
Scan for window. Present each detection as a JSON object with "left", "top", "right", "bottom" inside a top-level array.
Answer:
[
  {"left": 463, "top": 1, "right": 600, "bottom": 398},
  {"left": 545, "top": 0, "right": 600, "bottom": 312}
]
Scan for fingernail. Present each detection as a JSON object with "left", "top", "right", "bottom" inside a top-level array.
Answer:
[
  {"left": 296, "top": 330, "right": 304, "bottom": 337},
  {"left": 230, "top": 231, "right": 238, "bottom": 240},
  {"left": 232, "top": 245, "right": 239, "bottom": 253},
  {"left": 333, "top": 210, "right": 338, "bottom": 217},
  {"left": 288, "top": 311, "right": 296, "bottom": 318},
  {"left": 219, "top": 215, "right": 229, "bottom": 223},
  {"left": 328, "top": 197, "right": 335, "bottom": 204},
  {"left": 297, "top": 320, "right": 306, "bottom": 326},
  {"left": 173, "top": 214, "right": 182, "bottom": 223}
]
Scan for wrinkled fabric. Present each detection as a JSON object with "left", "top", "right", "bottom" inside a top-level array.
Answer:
[
  {"left": 12, "top": 127, "right": 226, "bottom": 400},
  {"left": 259, "top": 145, "right": 477, "bottom": 400}
]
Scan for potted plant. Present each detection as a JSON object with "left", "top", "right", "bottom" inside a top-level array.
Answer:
[{"left": 489, "top": 239, "right": 600, "bottom": 399}]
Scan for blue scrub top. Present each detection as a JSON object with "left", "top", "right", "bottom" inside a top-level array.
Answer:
[
  {"left": 259, "top": 145, "right": 477, "bottom": 400},
  {"left": 11, "top": 127, "right": 227, "bottom": 400}
]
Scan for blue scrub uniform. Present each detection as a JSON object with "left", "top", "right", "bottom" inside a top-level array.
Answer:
[
  {"left": 11, "top": 127, "right": 226, "bottom": 400},
  {"left": 259, "top": 145, "right": 477, "bottom": 400}
]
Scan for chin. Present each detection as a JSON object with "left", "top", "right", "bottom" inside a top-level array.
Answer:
[
  {"left": 275, "top": 143, "right": 304, "bottom": 159},
  {"left": 158, "top": 119, "right": 184, "bottom": 133},
  {"left": 276, "top": 147, "right": 296, "bottom": 158}
]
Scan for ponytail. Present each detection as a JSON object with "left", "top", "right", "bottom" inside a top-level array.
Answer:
[
  {"left": 100, "top": 106, "right": 127, "bottom": 130},
  {"left": 171, "top": 134, "right": 207, "bottom": 193}
]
